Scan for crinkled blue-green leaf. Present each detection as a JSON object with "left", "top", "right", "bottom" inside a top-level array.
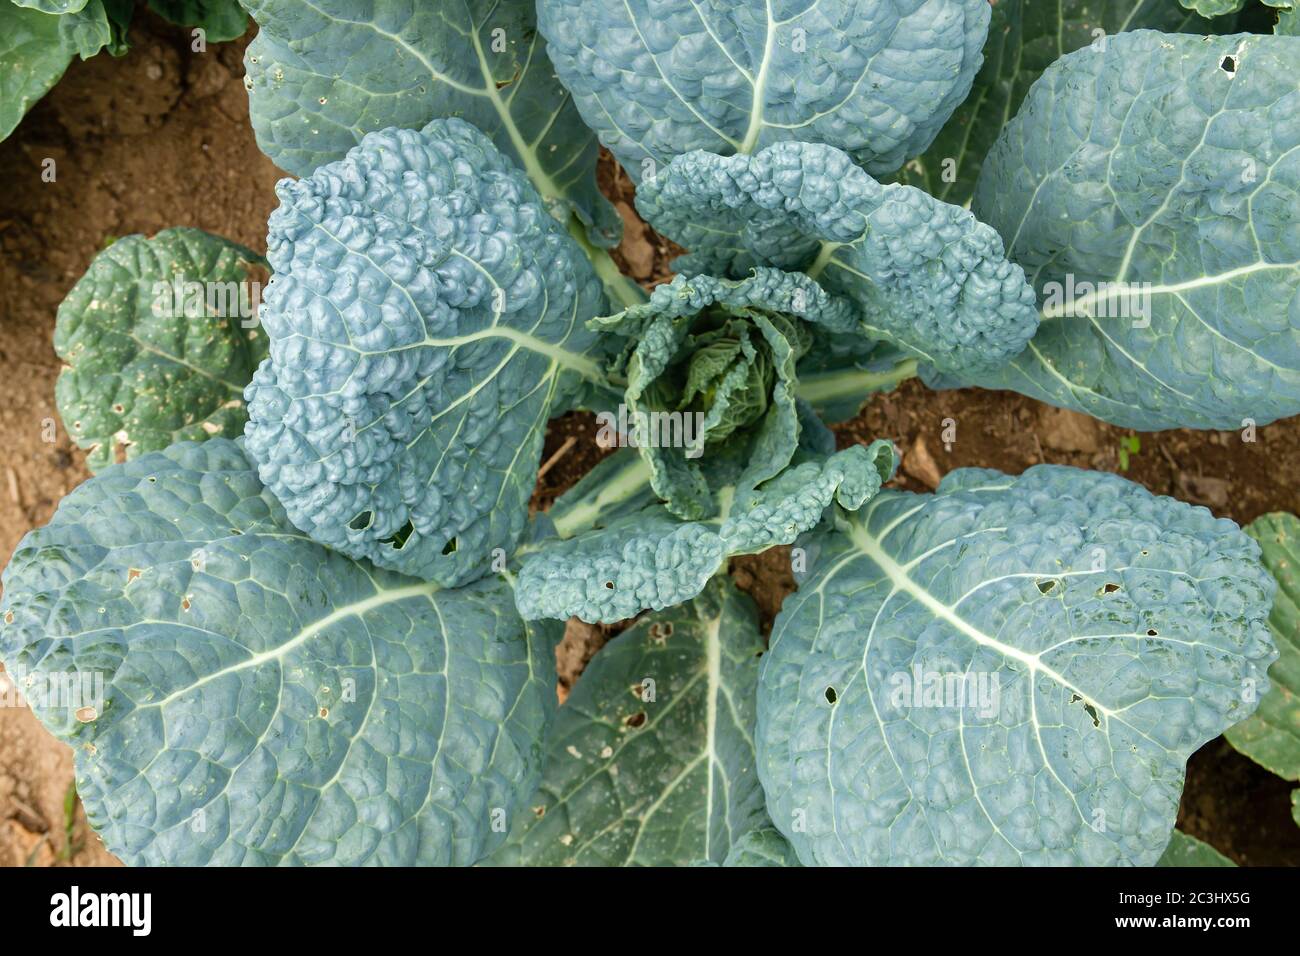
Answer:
[
  {"left": 243, "top": 119, "right": 607, "bottom": 586},
  {"left": 635, "top": 141, "right": 1039, "bottom": 376},
  {"left": 0, "top": 439, "right": 559, "bottom": 866},
  {"left": 537, "top": 0, "right": 989, "bottom": 179},
  {"left": 516, "top": 441, "right": 895, "bottom": 624},
  {"left": 947, "top": 31, "right": 1300, "bottom": 430},
  {"left": 241, "top": 0, "right": 619, "bottom": 246},
  {"left": 757, "top": 464, "right": 1278, "bottom": 865}
]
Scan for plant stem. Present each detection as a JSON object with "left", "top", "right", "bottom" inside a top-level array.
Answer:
[
  {"left": 795, "top": 357, "right": 919, "bottom": 409},
  {"left": 549, "top": 451, "right": 652, "bottom": 539},
  {"left": 805, "top": 240, "right": 844, "bottom": 281},
  {"left": 567, "top": 216, "right": 648, "bottom": 310}
]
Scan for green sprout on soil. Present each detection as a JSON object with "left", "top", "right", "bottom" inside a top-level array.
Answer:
[{"left": 1117, "top": 434, "right": 1141, "bottom": 472}]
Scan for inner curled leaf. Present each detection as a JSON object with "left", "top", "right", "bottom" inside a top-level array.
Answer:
[
  {"left": 654, "top": 308, "right": 812, "bottom": 451},
  {"left": 595, "top": 270, "right": 852, "bottom": 519}
]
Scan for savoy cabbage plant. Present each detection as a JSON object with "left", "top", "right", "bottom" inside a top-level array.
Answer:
[{"left": 1, "top": 0, "right": 1296, "bottom": 867}]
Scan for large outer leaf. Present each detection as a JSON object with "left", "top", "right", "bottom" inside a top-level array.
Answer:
[
  {"left": 1225, "top": 512, "right": 1300, "bottom": 779},
  {"left": 950, "top": 32, "right": 1300, "bottom": 430},
  {"left": 241, "top": 0, "right": 619, "bottom": 245},
  {"left": 488, "top": 578, "right": 766, "bottom": 865},
  {"left": 243, "top": 120, "right": 607, "bottom": 586},
  {"left": 55, "top": 228, "right": 269, "bottom": 473},
  {"left": 0, "top": 439, "right": 559, "bottom": 866},
  {"left": 894, "top": 0, "right": 1216, "bottom": 206},
  {"left": 537, "top": 0, "right": 989, "bottom": 179},
  {"left": 757, "top": 465, "right": 1277, "bottom": 866},
  {"left": 516, "top": 442, "right": 896, "bottom": 624},
  {"left": 0, "top": 3, "right": 74, "bottom": 141},
  {"left": 636, "top": 141, "right": 1039, "bottom": 377}
]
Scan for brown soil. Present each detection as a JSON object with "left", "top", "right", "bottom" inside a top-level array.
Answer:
[
  {"left": 0, "top": 12, "right": 281, "bottom": 868},
  {"left": 0, "top": 13, "right": 1295, "bottom": 868}
]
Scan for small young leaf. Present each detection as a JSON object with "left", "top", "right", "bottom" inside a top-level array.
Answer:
[{"left": 55, "top": 228, "right": 269, "bottom": 473}]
